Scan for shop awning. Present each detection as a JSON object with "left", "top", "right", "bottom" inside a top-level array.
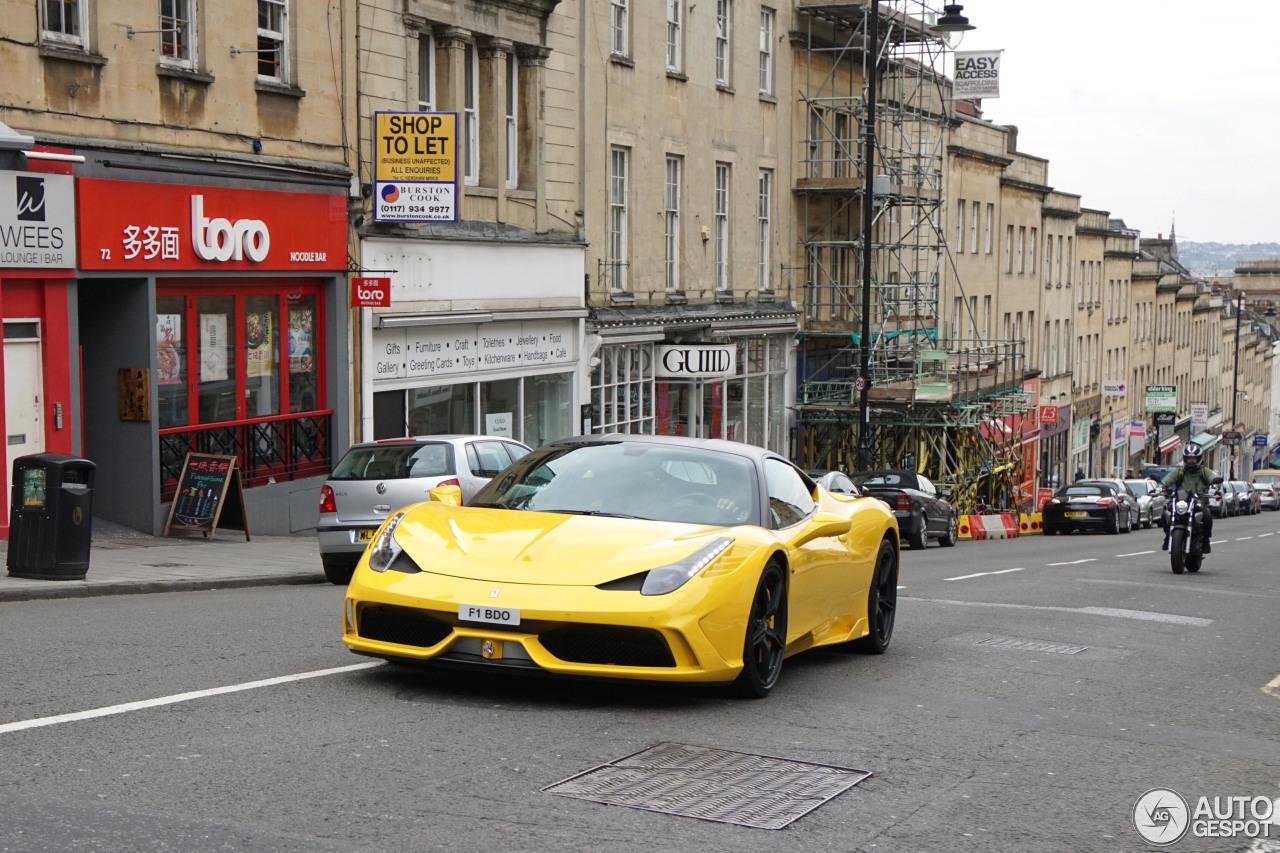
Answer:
[
  {"left": 1158, "top": 435, "right": 1182, "bottom": 454},
  {"left": 1189, "top": 431, "right": 1221, "bottom": 452}
]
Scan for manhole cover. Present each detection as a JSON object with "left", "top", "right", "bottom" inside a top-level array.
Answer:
[
  {"left": 977, "top": 636, "right": 1087, "bottom": 654},
  {"left": 543, "top": 741, "right": 871, "bottom": 830}
]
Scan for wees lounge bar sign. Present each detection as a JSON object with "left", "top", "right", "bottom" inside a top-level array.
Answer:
[{"left": 0, "top": 171, "right": 76, "bottom": 269}]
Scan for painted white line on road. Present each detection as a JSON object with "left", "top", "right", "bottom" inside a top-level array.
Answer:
[
  {"left": 902, "top": 596, "right": 1212, "bottom": 626},
  {"left": 1047, "top": 558, "right": 1096, "bottom": 566},
  {"left": 1116, "top": 550, "right": 1155, "bottom": 557},
  {"left": 1264, "top": 674, "right": 1280, "bottom": 700},
  {"left": 1259, "top": 532, "right": 1275, "bottom": 538},
  {"left": 1211, "top": 539, "right": 1228, "bottom": 544},
  {"left": 944, "top": 567, "right": 1024, "bottom": 581},
  {"left": 0, "top": 662, "right": 382, "bottom": 736},
  {"left": 1235, "top": 536, "right": 1254, "bottom": 540}
]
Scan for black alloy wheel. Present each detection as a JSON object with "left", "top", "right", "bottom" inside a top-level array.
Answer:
[
  {"left": 732, "top": 561, "right": 788, "bottom": 698},
  {"left": 939, "top": 513, "right": 958, "bottom": 547},
  {"left": 854, "top": 539, "right": 898, "bottom": 654},
  {"left": 907, "top": 514, "right": 928, "bottom": 550}
]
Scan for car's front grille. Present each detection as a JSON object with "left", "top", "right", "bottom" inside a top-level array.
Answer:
[
  {"left": 540, "top": 626, "right": 675, "bottom": 668},
  {"left": 358, "top": 604, "right": 452, "bottom": 648}
]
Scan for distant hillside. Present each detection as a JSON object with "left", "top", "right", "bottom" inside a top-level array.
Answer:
[{"left": 1177, "top": 241, "right": 1280, "bottom": 278}]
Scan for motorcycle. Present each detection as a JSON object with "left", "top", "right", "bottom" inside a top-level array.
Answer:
[{"left": 1162, "top": 487, "right": 1205, "bottom": 574}]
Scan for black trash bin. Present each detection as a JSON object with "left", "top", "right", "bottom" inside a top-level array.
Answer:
[{"left": 7, "top": 453, "right": 95, "bottom": 580}]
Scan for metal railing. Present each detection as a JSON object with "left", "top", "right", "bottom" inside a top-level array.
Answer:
[{"left": 159, "top": 411, "right": 332, "bottom": 502}]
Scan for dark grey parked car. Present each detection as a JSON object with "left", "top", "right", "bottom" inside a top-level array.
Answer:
[
  {"left": 316, "top": 435, "right": 531, "bottom": 584},
  {"left": 850, "top": 469, "right": 958, "bottom": 549}
]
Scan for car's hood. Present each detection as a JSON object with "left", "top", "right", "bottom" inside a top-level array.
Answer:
[{"left": 392, "top": 503, "right": 743, "bottom": 585}]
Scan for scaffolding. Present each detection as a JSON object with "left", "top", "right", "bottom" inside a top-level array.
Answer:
[{"left": 790, "top": 0, "right": 1032, "bottom": 512}]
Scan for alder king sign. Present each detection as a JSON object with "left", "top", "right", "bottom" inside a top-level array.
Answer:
[{"left": 372, "top": 321, "right": 576, "bottom": 380}]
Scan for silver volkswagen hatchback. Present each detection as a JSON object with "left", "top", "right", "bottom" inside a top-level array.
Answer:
[{"left": 316, "top": 435, "right": 531, "bottom": 584}]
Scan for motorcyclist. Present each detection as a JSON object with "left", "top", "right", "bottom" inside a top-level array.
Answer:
[{"left": 1160, "top": 443, "right": 1217, "bottom": 554}]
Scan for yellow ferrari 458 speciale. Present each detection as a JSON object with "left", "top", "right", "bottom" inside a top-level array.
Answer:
[{"left": 342, "top": 434, "right": 900, "bottom": 697}]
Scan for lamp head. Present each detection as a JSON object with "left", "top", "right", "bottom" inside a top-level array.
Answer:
[{"left": 935, "top": 4, "right": 975, "bottom": 32}]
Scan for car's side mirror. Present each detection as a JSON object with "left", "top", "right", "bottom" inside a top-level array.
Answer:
[{"left": 429, "top": 484, "right": 463, "bottom": 506}]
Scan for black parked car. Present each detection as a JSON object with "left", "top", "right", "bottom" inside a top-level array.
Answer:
[
  {"left": 849, "top": 469, "right": 958, "bottom": 549},
  {"left": 1041, "top": 480, "right": 1134, "bottom": 535}
]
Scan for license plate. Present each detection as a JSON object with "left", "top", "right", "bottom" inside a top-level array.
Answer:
[
  {"left": 459, "top": 604, "right": 521, "bottom": 626},
  {"left": 1064, "top": 511, "right": 1088, "bottom": 518},
  {"left": 356, "top": 528, "right": 377, "bottom": 542}
]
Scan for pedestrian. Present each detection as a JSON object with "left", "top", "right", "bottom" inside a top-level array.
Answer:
[
  {"left": 1125, "top": 469, "right": 1134, "bottom": 478},
  {"left": 1074, "top": 467, "right": 1086, "bottom": 482}
]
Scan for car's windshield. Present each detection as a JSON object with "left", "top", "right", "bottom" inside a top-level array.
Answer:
[
  {"left": 472, "top": 441, "right": 758, "bottom": 526},
  {"left": 329, "top": 442, "right": 455, "bottom": 480},
  {"left": 1062, "top": 485, "right": 1109, "bottom": 497}
]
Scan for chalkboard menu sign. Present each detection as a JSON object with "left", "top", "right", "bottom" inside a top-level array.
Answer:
[{"left": 163, "top": 453, "right": 251, "bottom": 540}]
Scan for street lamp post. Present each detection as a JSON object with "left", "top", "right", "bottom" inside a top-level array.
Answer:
[
  {"left": 856, "top": 1, "right": 974, "bottom": 471},
  {"left": 1230, "top": 290, "right": 1242, "bottom": 480}
]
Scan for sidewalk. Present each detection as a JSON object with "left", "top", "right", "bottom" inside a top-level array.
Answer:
[{"left": 0, "top": 518, "right": 326, "bottom": 602}]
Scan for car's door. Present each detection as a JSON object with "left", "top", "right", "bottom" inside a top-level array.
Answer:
[
  {"left": 763, "top": 458, "right": 845, "bottom": 640},
  {"left": 462, "top": 440, "right": 522, "bottom": 502},
  {"left": 916, "top": 474, "right": 944, "bottom": 533}
]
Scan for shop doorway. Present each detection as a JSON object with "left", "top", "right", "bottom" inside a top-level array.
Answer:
[
  {"left": 4, "top": 321, "right": 44, "bottom": 501},
  {"left": 656, "top": 380, "right": 727, "bottom": 439}
]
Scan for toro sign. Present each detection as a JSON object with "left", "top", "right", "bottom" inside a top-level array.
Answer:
[{"left": 351, "top": 276, "right": 391, "bottom": 308}]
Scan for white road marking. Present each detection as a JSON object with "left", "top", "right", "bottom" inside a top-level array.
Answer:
[
  {"left": 944, "top": 567, "right": 1024, "bottom": 581},
  {"left": 1211, "top": 539, "right": 1228, "bottom": 544},
  {"left": 1259, "top": 532, "right": 1275, "bottom": 538},
  {"left": 1235, "top": 536, "right": 1254, "bottom": 540},
  {"left": 1047, "top": 558, "right": 1096, "bottom": 566},
  {"left": 1264, "top": 674, "right": 1280, "bottom": 700},
  {"left": 1116, "top": 550, "right": 1155, "bottom": 557},
  {"left": 0, "top": 662, "right": 382, "bottom": 736},
  {"left": 903, "top": 596, "right": 1212, "bottom": 625}
]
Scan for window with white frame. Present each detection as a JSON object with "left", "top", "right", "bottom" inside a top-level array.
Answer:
[
  {"left": 610, "top": 0, "right": 628, "bottom": 57},
  {"left": 955, "top": 199, "right": 964, "bottom": 252},
  {"left": 757, "top": 169, "right": 772, "bottom": 290},
  {"left": 506, "top": 56, "right": 519, "bottom": 188},
  {"left": 758, "top": 8, "right": 774, "bottom": 95},
  {"left": 417, "top": 34, "right": 435, "bottom": 111},
  {"left": 463, "top": 41, "right": 479, "bottom": 185},
  {"left": 714, "top": 163, "right": 730, "bottom": 291},
  {"left": 1004, "top": 224, "right": 1013, "bottom": 273},
  {"left": 1017, "top": 226, "right": 1025, "bottom": 274},
  {"left": 984, "top": 203, "right": 993, "bottom": 253},
  {"left": 42, "top": 0, "right": 88, "bottom": 49},
  {"left": 664, "top": 156, "right": 682, "bottom": 291},
  {"left": 666, "top": 0, "right": 682, "bottom": 72},
  {"left": 256, "top": 0, "right": 288, "bottom": 81},
  {"left": 715, "top": 0, "right": 731, "bottom": 86},
  {"left": 969, "top": 200, "right": 979, "bottom": 254},
  {"left": 159, "top": 0, "right": 195, "bottom": 66},
  {"left": 608, "top": 147, "right": 629, "bottom": 292},
  {"left": 1028, "top": 227, "right": 1038, "bottom": 276}
]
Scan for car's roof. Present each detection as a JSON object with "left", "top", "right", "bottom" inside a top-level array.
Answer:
[
  {"left": 347, "top": 434, "right": 529, "bottom": 450},
  {"left": 548, "top": 433, "right": 775, "bottom": 462}
]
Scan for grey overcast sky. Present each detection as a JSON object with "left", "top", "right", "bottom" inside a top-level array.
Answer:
[{"left": 952, "top": 0, "right": 1280, "bottom": 245}]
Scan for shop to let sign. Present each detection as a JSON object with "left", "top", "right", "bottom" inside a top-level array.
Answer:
[{"left": 374, "top": 112, "right": 457, "bottom": 223}]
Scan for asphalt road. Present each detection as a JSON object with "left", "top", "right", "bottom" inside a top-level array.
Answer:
[{"left": 1, "top": 511, "right": 1278, "bottom": 853}]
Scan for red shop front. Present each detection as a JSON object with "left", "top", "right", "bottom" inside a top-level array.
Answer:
[{"left": 74, "top": 176, "right": 349, "bottom": 535}]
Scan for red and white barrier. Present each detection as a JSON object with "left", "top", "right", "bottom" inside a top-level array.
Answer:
[{"left": 964, "top": 512, "right": 1020, "bottom": 540}]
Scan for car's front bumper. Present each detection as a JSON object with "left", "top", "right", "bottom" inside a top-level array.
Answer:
[{"left": 342, "top": 563, "right": 765, "bottom": 685}]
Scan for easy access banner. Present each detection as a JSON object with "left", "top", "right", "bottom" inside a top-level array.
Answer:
[{"left": 76, "top": 178, "right": 347, "bottom": 272}]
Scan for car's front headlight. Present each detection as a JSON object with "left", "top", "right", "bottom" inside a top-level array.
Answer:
[
  {"left": 641, "top": 537, "right": 734, "bottom": 596},
  {"left": 366, "top": 512, "right": 406, "bottom": 573}
]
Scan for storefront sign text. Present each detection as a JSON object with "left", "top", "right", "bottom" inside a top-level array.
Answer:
[
  {"left": 374, "top": 111, "right": 457, "bottom": 223},
  {"left": 655, "top": 345, "right": 737, "bottom": 379},
  {"left": 76, "top": 178, "right": 346, "bottom": 272},
  {"left": 0, "top": 172, "right": 76, "bottom": 268},
  {"left": 351, "top": 277, "right": 391, "bottom": 308},
  {"left": 373, "top": 320, "right": 575, "bottom": 381}
]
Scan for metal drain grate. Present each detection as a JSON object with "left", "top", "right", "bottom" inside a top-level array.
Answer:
[
  {"left": 977, "top": 636, "right": 1088, "bottom": 654},
  {"left": 543, "top": 741, "right": 871, "bottom": 830}
]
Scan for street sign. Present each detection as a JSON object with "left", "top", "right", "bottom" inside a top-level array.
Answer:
[
  {"left": 854, "top": 375, "right": 868, "bottom": 392},
  {"left": 1223, "top": 430, "right": 1243, "bottom": 444},
  {"left": 1253, "top": 433, "right": 1269, "bottom": 447},
  {"left": 1144, "top": 385, "right": 1177, "bottom": 413}
]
